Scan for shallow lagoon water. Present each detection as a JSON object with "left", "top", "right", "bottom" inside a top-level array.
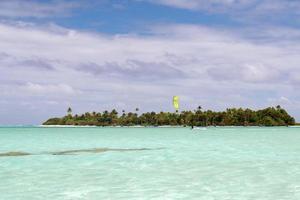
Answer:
[{"left": 0, "top": 127, "right": 300, "bottom": 200}]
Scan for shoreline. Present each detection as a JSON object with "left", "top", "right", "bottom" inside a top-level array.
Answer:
[
  {"left": 38, "top": 125, "right": 185, "bottom": 128},
  {"left": 1, "top": 125, "right": 299, "bottom": 128},
  {"left": 38, "top": 125, "right": 300, "bottom": 128}
]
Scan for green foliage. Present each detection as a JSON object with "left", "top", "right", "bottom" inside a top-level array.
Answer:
[{"left": 43, "top": 105, "right": 295, "bottom": 127}]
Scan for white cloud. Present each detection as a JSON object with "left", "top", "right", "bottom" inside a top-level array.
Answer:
[
  {"left": 0, "top": 0, "right": 79, "bottom": 18},
  {"left": 22, "top": 82, "right": 76, "bottom": 95},
  {"left": 0, "top": 22, "right": 300, "bottom": 124},
  {"left": 148, "top": 0, "right": 253, "bottom": 10},
  {"left": 146, "top": 0, "right": 300, "bottom": 23}
]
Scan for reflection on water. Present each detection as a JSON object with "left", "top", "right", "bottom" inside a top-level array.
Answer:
[{"left": 0, "top": 148, "right": 165, "bottom": 157}]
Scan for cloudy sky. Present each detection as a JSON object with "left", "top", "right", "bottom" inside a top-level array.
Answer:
[{"left": 0, "top": 0, "right": 300, "bottom": 125}]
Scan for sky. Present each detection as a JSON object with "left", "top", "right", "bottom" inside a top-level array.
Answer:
[{"left": 1, "top": 0, "right": 300, "bottom": 125}]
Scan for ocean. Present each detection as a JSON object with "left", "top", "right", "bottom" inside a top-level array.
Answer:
[{"left": 0, "top": 126, "right": 300, "bottom": 200}]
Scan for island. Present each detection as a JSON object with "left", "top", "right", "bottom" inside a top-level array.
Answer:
[{"left": 43, "top": 105, "right": 295, "bottom": 127}]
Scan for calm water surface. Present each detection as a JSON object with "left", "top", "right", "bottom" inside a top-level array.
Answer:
[{"left": 0, "top": 127, "right": 300, "bottom": 200}]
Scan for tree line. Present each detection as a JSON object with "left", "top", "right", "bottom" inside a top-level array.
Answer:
[{"left": 43, "top": 105, "right": 295, "bottom": 126}]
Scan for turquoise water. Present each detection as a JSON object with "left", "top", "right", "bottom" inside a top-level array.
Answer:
[{"left": 1, "top": 127, "right": 300, "bottom": 200}]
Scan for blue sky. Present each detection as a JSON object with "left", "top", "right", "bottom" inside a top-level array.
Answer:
[{"left": 0, "top": 0, "right": 300, "bottom": 124}]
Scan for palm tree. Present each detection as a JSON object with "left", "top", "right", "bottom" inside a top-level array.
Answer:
[
  {"left": 276, "top": 105, "right": 281, "bottom": 110},
  {"left": 67, "top": 107, "right": 72, "bottom": 116}
]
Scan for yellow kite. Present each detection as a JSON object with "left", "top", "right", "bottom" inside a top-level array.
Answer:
[{"left": 173, "top": 96, "right": 179, "bottom": 111}]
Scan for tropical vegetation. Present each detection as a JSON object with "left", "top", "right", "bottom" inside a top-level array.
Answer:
[{"left": 43, "top": 105, "right": 295, "bottom": 126}]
